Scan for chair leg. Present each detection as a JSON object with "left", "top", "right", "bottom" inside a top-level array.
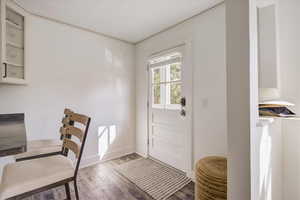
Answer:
[
  {"left": 65, "top": 183, "right": 71, "bottom": 200},
  {"left": 74, "top": 180, "right": 79, "bottom": 200}
]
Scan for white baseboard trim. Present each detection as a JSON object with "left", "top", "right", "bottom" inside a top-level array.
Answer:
[
  {"left": 80, "top": 146, "right": 135, "bottom": 168},
  {"left": 187, "top": 170, "right": 195, "bottom": 182},
  {"left": 135, "top": 151, "right": 148, "bottom": 158}
]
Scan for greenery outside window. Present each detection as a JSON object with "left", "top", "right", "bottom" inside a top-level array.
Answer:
[{"left": 150, "top": 52, "right": 182, "bottom": 110}]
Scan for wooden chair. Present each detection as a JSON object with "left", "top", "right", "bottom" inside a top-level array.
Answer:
[
  {"left": 15, "top": 108, "right": 74, "bottom": 162},
  {"left": 0, "top": 112, "right": 91, "bottom": 200}
]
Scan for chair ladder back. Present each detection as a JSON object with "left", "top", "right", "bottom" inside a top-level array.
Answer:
[
  {"left": 69, "top": 113, "right": 89, "bottom": 126},
  {"left": 61, "top": 111, "right": 91, "bottom": 178},
  {"left": 60, "top": 126, "right": 84, "bottom": 142},
  {"left": 61, "top": 108, "right": 74, "bottom": 155},
  {"left": 64, "top": 108, "right": 73, "bottom": 116},
  {"left": 74, "top": 116, "right": 91, "bottom": 177},
  {"left": 62, "top": 138, "right": 80, "bottom": 158},
  {"left": 61, "top": 117, "right": 71, "bottom": 126}
]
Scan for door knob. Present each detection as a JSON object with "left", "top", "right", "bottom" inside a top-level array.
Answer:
[
  {"left": 180, "top": 97, "right": 186, "bottom": 117},
  {"left": 180, "top": 97, "right": 186, "bottom": 107}
]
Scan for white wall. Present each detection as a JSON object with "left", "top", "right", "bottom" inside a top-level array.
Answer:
[
  {"left": 135, "top": 4, "right": 227, "bottom": 172},
  {"left": 278, "top": 0, "right": 300, "bottom": 199},
  {"left": 226, "top": 0, "right": 258, "bottom": 198},
  {"left": 0, "top": 14, "right": 136, "bottom": 166}
]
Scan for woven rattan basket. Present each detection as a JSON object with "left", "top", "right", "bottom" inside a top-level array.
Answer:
[{"left": 196, "top": 156, "right": 227, "bottom": 200}]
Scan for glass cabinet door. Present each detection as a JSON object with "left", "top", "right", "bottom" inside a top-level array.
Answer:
[
  {"left": 0, "top": 1, "right": 26, "bottom": 84},
  {"left": 4, "top": 7, "right": 25, "bottom": 80}
]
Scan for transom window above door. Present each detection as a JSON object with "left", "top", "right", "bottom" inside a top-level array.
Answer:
[{"left": 149, "top": 52, "right": 182, "bottom": 110}]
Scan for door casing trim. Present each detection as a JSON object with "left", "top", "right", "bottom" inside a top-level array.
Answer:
[{"left": 146, "top": 40, "right": 194, "bottom": 178}]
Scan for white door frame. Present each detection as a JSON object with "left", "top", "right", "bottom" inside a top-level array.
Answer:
[{"left": 146, "top": 40, "right": 194, "bottom": 177}]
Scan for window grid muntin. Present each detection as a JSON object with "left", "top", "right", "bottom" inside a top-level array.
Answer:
[{"left": 151, "top": 60, "right": 182, "bottom": 110}]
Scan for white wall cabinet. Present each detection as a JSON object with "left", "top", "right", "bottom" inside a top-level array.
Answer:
[{"left": 0, "top": 0, "right": 27, "bottom": 85}]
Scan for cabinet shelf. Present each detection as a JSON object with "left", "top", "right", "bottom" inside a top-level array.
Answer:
[
  {"left": 6, "top": 41, "right": 23, "bottom": 49},
  {"left": 5, "top": 62, "right": 23, "bottom": 67},
  {"left": 0, "top": 77, "right": 26, "bottom": 85},
  {"left": 6, "top": 19, "right": 22, "bottom": 30}
]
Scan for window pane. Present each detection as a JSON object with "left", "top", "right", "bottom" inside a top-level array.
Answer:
[
  {"left": 153, "top": 84, "right": 161, "bottom": 105},
  {"left": 170, "top": 83, "right": 181, "bottom": 104},
  {"left": 170, "top": 63, "right": 181, "bottom": 81},
  {"left": 152, "top": 68, "right": 161, "bottom": 84}
]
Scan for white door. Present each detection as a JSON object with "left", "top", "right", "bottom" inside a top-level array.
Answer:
[{"left": 148, "top": 44, "right": 192, "bottom": 173}]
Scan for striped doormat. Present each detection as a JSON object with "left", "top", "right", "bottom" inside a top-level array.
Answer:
[{"left": 114, "top": 158, "right": 191, "bottom": 200}]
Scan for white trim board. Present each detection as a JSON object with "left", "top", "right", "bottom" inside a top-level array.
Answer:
[{"left": 80, "top": 146, "right": 135, "bottom": 169}]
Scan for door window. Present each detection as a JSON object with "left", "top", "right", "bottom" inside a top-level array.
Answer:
[{"left": 150, "top": 53, "right": 182, "bottom": 110}]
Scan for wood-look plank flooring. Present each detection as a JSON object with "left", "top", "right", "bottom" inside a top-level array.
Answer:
[{"left": 22, "top": 154, "right": 194, "bottom": 200}]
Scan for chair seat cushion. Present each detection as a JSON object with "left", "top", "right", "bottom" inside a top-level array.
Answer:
[
  {"left": 15, "top": 139, "right": 62, "bottom": 160},
  {"left": 0, "top": 155, "right": 74, "bottom": 199}
]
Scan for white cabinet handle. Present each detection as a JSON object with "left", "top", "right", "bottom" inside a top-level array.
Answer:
[{"left": 3, "top": 63, "right": 7, "bottom": 78}]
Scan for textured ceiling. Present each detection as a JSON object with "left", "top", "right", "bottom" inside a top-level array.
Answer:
[{"left": 15, "top": 0, "right": 223, "bottom": 43}]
